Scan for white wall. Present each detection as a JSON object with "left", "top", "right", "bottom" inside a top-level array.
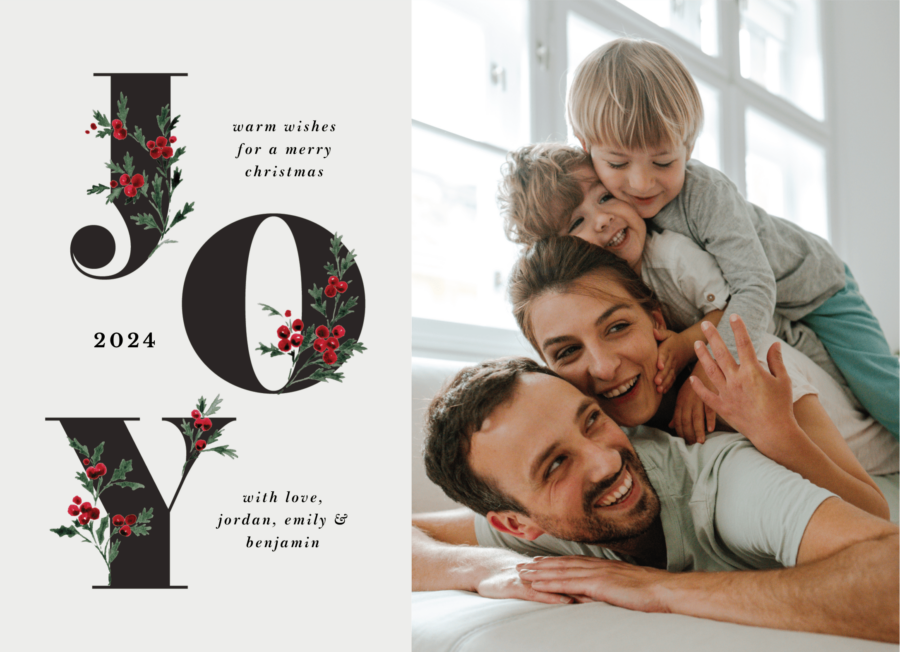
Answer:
[{"left": 825, "top": 0, "right": 899, "bottom": 352}]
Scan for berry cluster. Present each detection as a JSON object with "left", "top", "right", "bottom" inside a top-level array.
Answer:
[
  {"left": 67, "top": 496, "right": 101, "bottom": 524},
  {"left": 146, "top": 135, "right": 176, "bottom": 160},
  {"left": 110, "top": 513, "right": 138, "bottom": 537},
  {"left": 312, "top": 324, "right": 346, "bottom": 365},
  {"left": 111, "top": 118, "right": 128, "bottom": 140},
  {"left": 86, "top": 122, "right": 98, "bottom": 134},
  {"left": 82, "top": 458, "right": 108, "bottom": 480},
  {"left": 275, "top": 311, "right": 306, "bottom": 354},
  {"left": 323, "top": 275, "right": 348, "bottom": 298},
  {"left": 110, "top": 173, "right": 145, "bottom": 198},
  {"left": 179, "top": 395, "right": 237, "bottom": 478}
]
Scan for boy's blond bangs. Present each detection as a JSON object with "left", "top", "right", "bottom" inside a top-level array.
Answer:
[{"left": 568, "top": 38, "right": 704, "bottom": 151}]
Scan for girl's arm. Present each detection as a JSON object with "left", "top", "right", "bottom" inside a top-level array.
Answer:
[{"left": 691, "top": 316, "right": 888, "bottom": 519}]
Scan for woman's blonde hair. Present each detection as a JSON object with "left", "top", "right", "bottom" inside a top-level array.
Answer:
[
  {"left": 568, "top": 38, "right": 704, "bottom": 152},
  {"left": 498, "top": 143, "right": 592, "bottom": 246}
]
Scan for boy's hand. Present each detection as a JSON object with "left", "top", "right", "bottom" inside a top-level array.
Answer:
[
  {"left": 689, "top": 316, "right": 798, "bottom": 459},
  {"left": 654, "top": 327, "right": 692, "bottom": 394},
  {"left": 670, "top": 362, "right": 717, "bottom": 444}
]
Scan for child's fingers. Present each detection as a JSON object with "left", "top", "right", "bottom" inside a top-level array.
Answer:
[
  {"left": 699, "top": 321, "right": 739, "bottom": 376},
  {"left": 728, "top": 314, "right": 760, "bottom": 369},
  {"left": 693, "top": 341, "right": 726, "bottom": 388},
  {"left": 705, "top": 404, "right": 716, "bottom": 433},
  {"left": 691, "top": 404, "right": 706, "bottom": 444}
]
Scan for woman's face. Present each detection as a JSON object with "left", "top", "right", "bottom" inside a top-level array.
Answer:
[{"left": 529, "top": 276, "right": 664, "bottom": 427}]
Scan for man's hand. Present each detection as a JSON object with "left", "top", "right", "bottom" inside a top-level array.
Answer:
[
  {"left": 690, "top": 315, "right": 797, "bottom": 460},
  {"left": 517, "top": 556, "right": 669, "bottom": 612},
  {"left": 476, "top": 557, "right": 574, "bottom": 604},
  {"left": 670, "top": 361, "right": 717, "bottom": 444}
]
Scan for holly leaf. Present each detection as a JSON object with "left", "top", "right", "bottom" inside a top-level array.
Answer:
[
  {"left": 157, "top": 104, "right": 170, "bottom": 134},
  {"left": 256, "top": 342, "right": 285, "bottom": 357},
  {"left": 140, "top": 170, "right": 149, "bottom": 198},
  {"left": 259, "top": 303, "right": 282, "bottom": 317},
  {"left": 105, "top": 160, "right": 125, "bottom": 174},
  {"left": 87, "top": 184, "right": 108, "bottom": 195},
  {"left": 110, "top": 539, "right": 121, "bottom": 564},
  {"left": 116, "top": 92, "right": 129, "bottom": 125},
  {"left": 68, "top": 437, "right": 91, "bottom": 460},
  {"left": 330, "top": 233, "right": 343, "bottom": 259},
  {"left": 95, "top": 128, "right": 113, "bottom": 139},
  {"left": 308, "top": 284, "right": 327, "bottom": 317},
  {"left": 169, "top": 115, "right": 180, "bottom": 133},
  {"left": 206, "top": 428, "right": 224, "bottom": 446},
  {"left": 123, "top": 151, "right": 135, "bottom": 177},
  {"left": 147, "top": 239, "right": 177, "bottom": 258},
  {"left": 137, "top": 507, "right": 153, "bottom": 523},
  {"left": 92, "top": 110, "right": 111, "bottom": 128},
  {"left": 97, "top": 516, "right": 109, "bottom": 546},
  {"left": 180, "top": 419, "right": 194, "bottom": 443},
  {"left": 112, "top": 481, "right": 144, "bottom": 491},
  {"left": 91, "top": 443, "right": 104, "bottom": 463},
  {"left": 151, "top": 174, "right": 164, "bottom": 214},
  {"left": 111, "top": 459, "right": 133, "bottom": 483},
  {"left": 130, "top": 213, "right": 161, "bottom": 232},
  {"left": 105, "top": 187, "right": 123, "bottom": 205},
  {"left": 339, "top": 249, "right": 357, "bottom": 275},
  {"left": 205, "top": 394, "right": 223, "bottom": 417},
  {"left": 334, "top": 296, "right": 358, "bottom": 323},
  {"left": 196, "top": 396, "right": 207, "bottom": 415},
  {"left": 172, "top": 167, "right": 182, "bottom": 191},
  {"left": 323, "top": 262, "right": 339, "bottom": 277},
  {"left": 133, "top": 125, "right": 145, "bottom": 149},
  {"left": 308, "top": 368, "right": 345, "bottom": 383},
  {"left": 168, "top": 201, "right": 194, "bottom": 229},
  {"left": 50, "top": 525, "right": 78, "bottom": 538},
  {"left": 169, "top": 146, "right": 186, "bottom": 166},
  {"left": 130, "top": 524, "right": 152, "bottom": 536},
  {"left": 208, "top": 445, "right": 238, "bottom": 460}
]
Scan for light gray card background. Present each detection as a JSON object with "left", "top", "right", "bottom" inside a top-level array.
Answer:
[{"left": 2, "top": 2, "right": 411, "bottom": 649}]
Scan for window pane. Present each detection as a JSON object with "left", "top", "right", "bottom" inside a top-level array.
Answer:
[
  {"left": 740, "top": 0, "right": 823, "bottom": 120},
  {"left": 693, "top": 79, "right": 719, "bottom": 170},
  {"left": 412, "top": 124, "right": 520, "bottom": 328},
  {"left": 412, "top": 0, "right": 529, "bottom": 149},
  {"left": 745, "top": 109, "right": 828, "bottom": 239},
  {"left": 616, "top": 0, "right": 718, "bottom": 56}
]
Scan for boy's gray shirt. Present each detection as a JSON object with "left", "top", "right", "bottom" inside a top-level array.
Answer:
[{"left": 650, "top": 159, "right": 845, "bottom": 355}]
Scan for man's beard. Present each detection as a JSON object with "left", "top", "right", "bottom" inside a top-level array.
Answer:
[{"left": 530, "top": 448, "right": 660, "bottom": 546}]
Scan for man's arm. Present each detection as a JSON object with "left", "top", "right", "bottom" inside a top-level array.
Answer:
[
  {"left": 518, "top": 498, "right": 899, "bottom": 642},
  {"left": 412, "top": 509, "right": 572, "bottom": 604}
]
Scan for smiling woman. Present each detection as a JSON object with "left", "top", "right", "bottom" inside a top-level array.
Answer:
[{"left": 509, "top": 236, "right": 896, "bottom": 519}]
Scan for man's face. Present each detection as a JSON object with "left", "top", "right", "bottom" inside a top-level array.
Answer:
[
  {"left": 469, "top": 373, "right": 660, "bottom": 545},
  {"left": 588, "top": 141, "right": 691, "bottom": 219}
]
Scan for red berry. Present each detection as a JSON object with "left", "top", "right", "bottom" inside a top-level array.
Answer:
[
  {"left": 292, "top": 318, "right": 304, "bottom": 332},
  {"left": 82, "top": 458, "right": 90, "bottom": 466},
  {"left": 112, "top": 515, "right": 125, "bottom": 527},
  {"left": 335, "top": 281, "right": 348, "bottom": 293},
  {"left": 277, "top": 338, "right": 292, "bottom": 353},
  {"left": 328, "top": 276, "right": 339, "bottom": 285},
  {"left": 125, "top": 514, "right": 137, "bottom": 526},
  {"left": 150, "top": 148, "right": 162, "bottom": 159},
  {"left": 131, "top": 174, "right": 144, "bottom": 189},
  {"left": 325, "top": 337, "right": 340, "bottom": 350},
  {"left": 114, "top": 128, "right": 127, "bottom": 140},
  {"left": 194, "top": 419, "right": 203, "bottom": 429},
  {"left": 85, "top": 130, "right": 90, "bottom": 134},
  {"left": 120, "top": 525, "right": 132, "bottom": 537},
  {"left": 86, "top": 466, "right": 100, "bottom": 480},
  {"left": 315, "top": 325, "right": 330, "bottom": 339},
  {"left": 68, "top": 505, "right": 81, "bottom": 516},
  {"left": 94, "top": 463, "right": 107, "bottom": 476},
  {"left": 290, "top": 333, "right": 304, "bottom": 347},
  {"left": 123, "top": 184, "right": 137, "bottom": 198},
  {"left": 109, "top": 180, "right": 118, "bottom": 188},
  {"left": 200, "top": 418, "right": 212, "bottom": 432},
  {"left": 169, "top": 136, "right": 177, "bottom": 143},
  {"left": 285, "top": 310, "right": 291, "bottom": 317},
  {"left": 78, "top": 513, "right": 91, "bottom": 525},
  {"left": 312, "top": 338, "right": 328, "bottom": 352},
  {"left": 90, "top": 508, "right": 100, "bottom": 520},
  {"left": 156, "top": 136, "right": 168, "bottom": 147},
  {"left": 323, "top": 349, "right": 338, "bottom": 365},
  {"left": 80, "top": 502, "right": 92, "bottom": 513},
  {"left": 147, "top": 140, "right": 157, "bottom": 149},
  {"left": 332, "top": 325, "right": 345, "bottom": 338},
  {"left": 112, "top": 119, "right": 123, "bottom": 129},
  {"left": 195, "top": 440, "right": 207, "bottom": 451},
  {"left": 73, "top": 496, "right": 82, "bottom": 505},
  {"left": 323, "top": 284, "right": 337, "bottom": 298},
  {"left": 162, "top": 146, "right": 174, "bottom": 159},
  {"left": 191, "top": 409, "right": 201, "bottom": 419},
  {"left": 277, "top": 325, "right": 291, "bottom": 339},
  {"left": 119, "top": 174, "right": 130, "bottom": 185},
  {"left": 91, "top": 123, "right": 97, "bottom": 130}
]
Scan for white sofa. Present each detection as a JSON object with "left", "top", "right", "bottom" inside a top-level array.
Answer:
[{"left": 411, "top": 356, "right": 897, "bottom": 652}]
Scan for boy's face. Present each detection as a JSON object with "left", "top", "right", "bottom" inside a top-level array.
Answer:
[
  {"left": 586, "top": 141, "right": 691, "bottom": 219},
  {"left": 558, "top": 165, "right": 647, "bottom": 272}
]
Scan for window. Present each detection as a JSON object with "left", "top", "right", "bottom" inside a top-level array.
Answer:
[{"left": 412, "top": 0, "right": 831, "bottom": 360}]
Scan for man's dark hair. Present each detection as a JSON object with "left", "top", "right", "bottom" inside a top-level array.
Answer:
[{"left": 422, "top": 357, "right": 559, "bottom": 516}]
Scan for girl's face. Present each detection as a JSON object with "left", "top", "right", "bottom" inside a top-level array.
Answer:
[
  {"left": 529, "top": 275, "right": 664, "bottom": 427},
  {"left": 558, "top": 165, "right": 647, "bottom": 273}
]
